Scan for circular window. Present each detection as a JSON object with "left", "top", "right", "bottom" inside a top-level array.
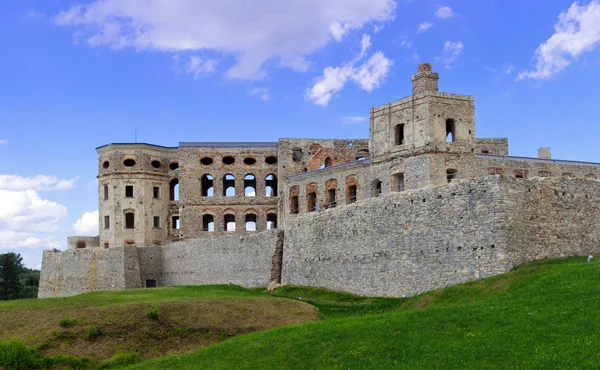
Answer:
[
  {"left": 123, "top": 159, "right": 136, "bottom": 167},
  {"left": 102, "top": 161, "right": 110, "bottom": 169},
  {"left": 151, "top": 160, "right": 161, "bottom": 169},
  {"left": 169, "top": 162, "right": 179, "bottom": 170},
  {"left": 243, "top": 157, "right": 256, "bottom": 165},
  {"left": 223, "top": 156, "right": 235, "bottom": 165},
  {"left": 200, "top": 157, "right": 213, "bottom": 165},
  {"left": 265, "top": 156, "right": 277, "bottom": 165}
]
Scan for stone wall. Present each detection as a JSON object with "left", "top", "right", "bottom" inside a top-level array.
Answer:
[
  {"left": 38, "top": 247, "right": 142, "bottom": 298},
  {"left": 281, "top": 175, "right": 600, "bottom": 297}
]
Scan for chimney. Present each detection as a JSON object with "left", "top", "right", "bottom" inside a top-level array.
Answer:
[
  {"left": 411, "top": 63, "right": 439, "bottom": 95},
  {"left": 538, "top": 147, "right": 551, "bottom": 159}
]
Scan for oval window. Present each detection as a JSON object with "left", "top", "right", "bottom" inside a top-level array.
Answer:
[
  {"left": 102, "top": 161, "right": 110, "bottom": 169},
  {"left": 265, "top": 156, "right": 277, "bottom": 165},
  {"left": 223, "top": 156, "right": 235, "bottom": 165},
  {"left": 244, "top": 157, "right": 256, "bottom": 165},
  {"left": 169, "top": 162, "right": 179, "bottom": 170},
  {"left": 151, "top": 160, "right": 161, "bottom": 168},
  {"left": 123, "top": 159, "right": 136, "bottom": 167},
  {"left": 200, "top": 157, "right": 213, "bottom": 165}
]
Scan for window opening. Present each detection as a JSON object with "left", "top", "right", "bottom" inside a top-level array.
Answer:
[
  {"left": 327, "top": 189, "right": 337, "bottom": 208},
  {"left": 123, "top": 159, "right": 136, "bottom": 167},
  {"left": 125, "top": 185, "right": 134, "bottom": 198},
  {"left": 171, "top": 216, "right": 180, "bottom": 230},
  {"left": 104, "top": 185, "right": 109, "bottom": 200},
  {"left": 145, "top": 279, "right": 157, "bottom": 288},
  {"left": 223, "top": 174, "right": 236, "bottom": 197},
  {"left": 244, "top": 174, "right": 257, "bottom": 197},
  {"left": 320, "top": 157, "right": 333, "bottom": 169},
  {"left": 446, "top": 169, "right": 458, "bottom": 183},
  {"left": 372, "top": 180, "right": 382, "bottom": 197},
  {"left": 395, "top": 124, "right": 405, "bottom": 145},
  {"left": 103, "top": 161, "right": 110, "bottom": 169},
  {"left": 290, "top": 196, "right": 299, "bottom": 214},
  {"left": 169, "top": 162, "right": 179, "bottom": 170},
  {"left": 222, "top": 156, "right": 235, "bottom": 165},
  {"left": 153, "top": 186, "right": 160, "bottom": 199},
  {"left": 244, "top": 157, "right": 256, "bottom": 165},
  {"left": 265, "top": 156, "right": 278, "bottom": 164},
  {"left": 201, "top": 174, "right": 214, "bottom": 196},
  {"left": 169, "top": 179, "right": 179, "bottom": 201},
  {"left": 75, "top": 241, "right": 86, "bottom": 249},
  {"left": 104, "top": 215, "right": 110, "bottom": 229},
  {"left": 446, "top": 119, "right": 456, "bottom": 143},
  {"left": 265, "top": 174, "right": 278, "bottom": 197},
  {"left": 125, "top": 212, "right": 135, "bottom": 229},
  {"left": 245, "top": 214, "right": 257, "bottom": 231},
  {"left": 307, "top": 192, "right": 317, "bottom": 212},
  {"left": 224, "top": 214, "right": 236, "bottom": 231},
  {"left": 392, "top": 173, "right": 405, "bottom": 192},
  {"left": 292, "top": 148, "right": 303, "bottom": 162},
  {"left": 202, "top": 214, "right": 214, "bottom": 232},
  {"left": 200, "top": 157, "right": 213, "bottom": 165},
  {"left": 267, "top": 213, "right": 278, "bottom": 230},
  {"left": 153, "top": 216, "right": 160, "bottom": 229},
  {"left": 151, "top": 160, "right": 161, "bottom": 169},
  {"left": 347, "top": 185, "right": 357, "bottom": 204}
]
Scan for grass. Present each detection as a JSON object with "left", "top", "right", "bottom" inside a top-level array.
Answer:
[
  {"left": 0, "top": 285, "right": 320, "bottom": 366},
  {"left": 126, "top": 256, "right": 600, "bottom": 369}
]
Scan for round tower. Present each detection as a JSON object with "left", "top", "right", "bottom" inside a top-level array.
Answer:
[{"left": 96, "top": 143, "right": 178, "bottom": 248}]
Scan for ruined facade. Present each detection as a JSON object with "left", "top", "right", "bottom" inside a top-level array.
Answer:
[{"left": 39, "top": 64, "right": 600, "bottom": 298}]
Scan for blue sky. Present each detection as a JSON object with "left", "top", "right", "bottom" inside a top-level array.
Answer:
[{"left": 1, "top": 0, "right": 600, "bottom": 268}]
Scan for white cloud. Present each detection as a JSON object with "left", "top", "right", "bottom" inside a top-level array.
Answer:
[
  {"left": 0, "top": 139, "right": 7, "bottom": 145},
  {"left": 54, "top": 0, "right": 396, "bottom": 80},
  {"left": 73, "top": 210, "right": 99, "bottom": 235},
  {"left": 0, "top": 175, "right": 77, "bottom": 191},
  {"left": 434, "top": 6, "right": 454, "bottom": 19},
  {"left": 359, "top": 34, "right": 372, "bottom": 59},
  {"left": 519, "top": 1, "right": 600, "bottom": 80},
  {"left": 417, "top": 22, "right": 433, "bottom": 33},
  {"left": 305, "top": 36, "right": 393, "bottom": 106},
  {"left": 249, "top": 87, "right": 270, "bottom": 101},
  {"left": 504, "top": 65, "right": 515, "bottom": 74},
  {"left": 442, "top": 40, "right": 464, "bottom": 68},
  {"left": 341, "top": 116, "right": 367, "bottom": 124},
  {"left": 399, "top": 35, "right": 413, "bottom": 49}
]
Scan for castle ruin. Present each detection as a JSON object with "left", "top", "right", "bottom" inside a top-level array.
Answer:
[{"left": 39, "top": 64, "right": 600, "bottom": 298}]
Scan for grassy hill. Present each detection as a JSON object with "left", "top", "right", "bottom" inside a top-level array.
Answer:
[{"left": 2, "top": 256, "right": 600, "bottom": 369}]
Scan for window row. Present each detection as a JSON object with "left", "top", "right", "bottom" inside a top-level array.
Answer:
[
  {"left": 103, "top": 214, "right": 164, "bottom": 230},
  {"left": 200, "top": 155, "right": 277, "bottom": 166},
  {"left": 199, "top": 213, "right": 278, "bottom": 232},
  {"left": 393, "top": 118, "right": 459, "bottom": 146},
  {"left": 102, "top": 159, "right": 180, "bottom": 170}
]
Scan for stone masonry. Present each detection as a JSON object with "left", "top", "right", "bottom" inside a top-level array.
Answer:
[{"left": 39, "top": 64, "right": 600, "bottom": 298}]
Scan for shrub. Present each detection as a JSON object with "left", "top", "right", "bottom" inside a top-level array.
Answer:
[
  {"left": 99, "top": 352, "right": 141, "bottom": 369},
  {"left": 58, "top": 316, "right": 74, "bottom": 327},
  {"left": 86, "top": 325, "right": 103, "bottom": 340},
  {"left": 146, "top": 307, "right": 159, "bottom": 321},
  {"left": 0, "top": 340, "right": 47, "bottom": 369}
]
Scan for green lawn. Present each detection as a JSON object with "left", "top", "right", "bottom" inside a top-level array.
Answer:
[{"left": 128, "top": 256, "right": 600, "bottom": 369}]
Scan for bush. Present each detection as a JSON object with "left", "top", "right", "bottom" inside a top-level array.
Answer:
[
  {"left": 86, "top": 325, "right": 103, "bottom": 340},
  {"left": 100, "top": 352, "right": 141, "bottom": 369},
  {"left": 146, "top": 307, "right": 159, "bottom": 321},
  {"left": 0, "top": 340, "right": 47, "bottom": 369},
  {"left": 59, "top": 316, "right": 74, "bottom": 327}
]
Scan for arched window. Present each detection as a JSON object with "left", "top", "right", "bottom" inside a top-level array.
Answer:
[
  {"left": 325, "top": 179, "right": 337, "bottom": 208},
  {"left": 201, "top": 175, "right": 214, "bottom": 197},
  {"left": 267, "top": 213, "right": 278, "bottom": 230},
  {"left": 245, "top": 214, "right": 257, "bottom": 231},
  {"left": 320, "top": 157, "right": 333, "bottom": 169},
  {"left": 289, "top": 186, "right": 300, "bottom": 214},
  {"left": 224, "top": 214, "right": 236, "bottom": 231},
  {"left": 265, "top": 174, "right": 278, "bottom": 197},
  {"left": 169, "top": 179, "right": 179, "bottom": 201},
  {"left": 446, "top": 119, "right": 456, "bottom": 143},
  {"left": 346, "top": 175, "right": 358, "bottom": 204},
  {"left": 244, "top": 174, "right": 256, "bottom": 197},
  {"left": 223, "top": 174, "right": 235, "bottom": 197},
  {"left": 202, "top": 214, "right": 214, "bottom": 232}
]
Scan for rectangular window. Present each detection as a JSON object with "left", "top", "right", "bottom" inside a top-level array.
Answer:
[
  {"left": 104, "top": 185, "right": 109, "bottom": 200},
  {"left": 153, "top": 186, "right": 160, "bottom": 199},
  {"left": 327, "top": 189, "right": 337, "bottom": 208},
  {"left": 392, "top": 173, "right": 405, "bottom": 192},
  {"left": 347, "top": 185, "right": 357, "bottom": 204},
  {"left": 125, "top": 185, "right": 134, "bottom": 198},
  {"left": 125, "top": 213, "right": 134, "bottom": 229},
  {"left": 395, "top": 124, "right": 405, "bottom": 145},
  {"left": 307, "top": 192, "right": 317, "bottom": 212},
  {"left": 172, "top": 216, "right": 180, "bottom": 230},
  {"left": 153, "top": 216, "right": 160, "bottom": 229},
  {"left": 104, "top": 215, "right": 110, "bottom": 229}
]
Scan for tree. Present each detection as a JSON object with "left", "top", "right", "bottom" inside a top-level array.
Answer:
[{"left": 0, "top": 253, "right": 24, "bottom": 300}]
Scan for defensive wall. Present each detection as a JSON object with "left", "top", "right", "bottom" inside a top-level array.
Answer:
[
  {"left": 281, "top": 175, "right": 600, "bottom": 297},
  {"left": 39, "top": 230, "right": 282, "bottom": 298}
]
